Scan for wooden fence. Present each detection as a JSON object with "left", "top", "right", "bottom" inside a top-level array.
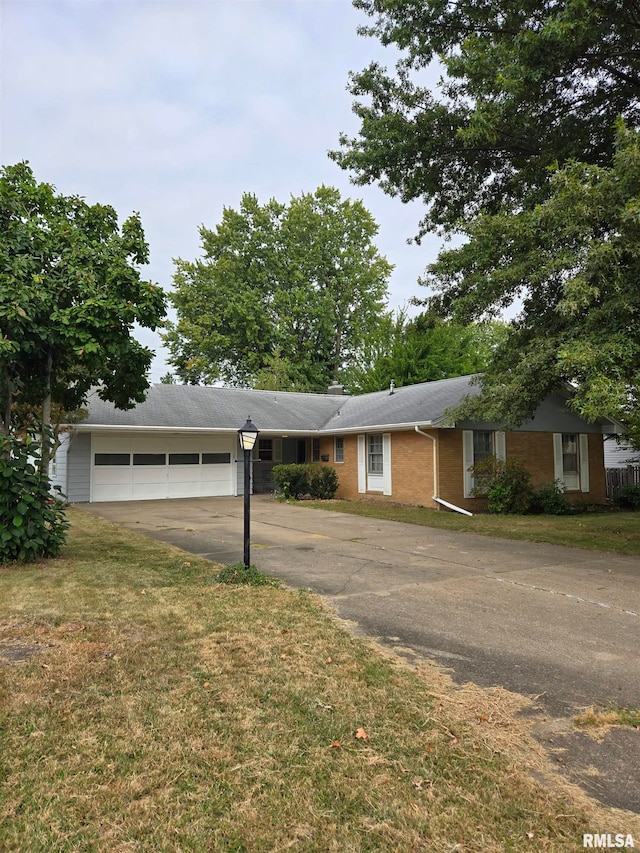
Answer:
[{"left": 605, "top": 465, "right": 640, "bottom": 499}]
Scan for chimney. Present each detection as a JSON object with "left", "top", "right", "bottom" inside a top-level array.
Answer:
[{"left": 327, "top": 381, "right": 344, "bottom": 396}]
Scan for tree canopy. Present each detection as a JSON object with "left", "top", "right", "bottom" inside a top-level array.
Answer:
[
  {"left": 342, "top": 310, "right": 506, "bottom": 395},
  {"left": 0, "top": 162, "right": 166, "bottom": 459},
  {"left": 430, "top": 124, "right": 640, "bottom": 443},
  {"left": 332, "top": 0, "right": 640, "bottom": 438},
  {"left": 164, "top": 186, "right": 393, "bottom": 391}
]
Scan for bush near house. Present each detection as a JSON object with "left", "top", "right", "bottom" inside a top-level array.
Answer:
[
  {"left": 272, "top": 464, "right": 339, "bottom": 501},
  {"left": 613, "top": 484, "right": 640, "bottom": 510},
  {"left": 471, "top": 457, "right": 533, "bottom": 514},
  {"left": 0, "top": 436, "right": 69, "bottom": 562},
  {"left": 471, "top": 457, "right": 572, "bottom": 515}
]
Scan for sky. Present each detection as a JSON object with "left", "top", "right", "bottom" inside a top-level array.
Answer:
[{"left": 1, "top": 0, "right": 443, "bottom": 381}]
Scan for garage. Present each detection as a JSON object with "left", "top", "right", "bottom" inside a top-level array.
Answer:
[{"left": 91, "top": 433, "right": 236, "bottom": 502}]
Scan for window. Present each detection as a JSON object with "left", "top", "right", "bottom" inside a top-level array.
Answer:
[
  {"left": 554, "top": 432, "right": 589, "bottom": 492},
  {"left": 202, "top": 453, "right": 231, "bottom": 465},
  {"left": 562, "top": 434, "right": 578, "bottom": 474},
  {"left": 255, "top": 439, "right": 281, "bottom": 462},
  {"left": 258, "top": 439, "right": 273, "bottom": 461},
  {"left": 312, "top": 438, "right": 320, "bottom": 462},
  {"left": 463, "top": 430, "right": 506, "bottom": 498},
  {"left": 169, "top": 453, "right": 199, "bottom": 465},
  {"left": 132, "top": 453, "right": 166, "bottom": 466},
  {"left": 358, "top": 433, "right": 391, "bottom": 495},
  {"left": 473, "top": 431, "right": 494, "bottom": 464},
  {"left": 334, "top": 436, "right": 344, "bottom": 463},
  {"left": 367, "top": 434, "right": 383, "bottom": 475},
  {"left": 94, "top": 453, "right": 130, "bottom": 466}
]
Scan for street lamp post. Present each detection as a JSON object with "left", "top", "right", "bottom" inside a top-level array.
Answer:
[{"left": 238, "top": 417, "right": 259, "bottom": 570}]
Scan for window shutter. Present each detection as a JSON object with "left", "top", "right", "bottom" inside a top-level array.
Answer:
[
  {"left": 495, "top": 431, "right": 506, "bottom": 462},
  {"left": 579, "top": 434, "right": 590, "bottom": 492},
  {"left": 357, "top": 435, "right": 366, "bottom": 493},
  {"left": 383, "top": 433, "right": 392, "bottom": 496},
  {"left": 553, "top": 433, "right": 564, "bottom": 483},
  {"left": 273, "top": 438, "right": 282, "bottom": 463},
  {"left": 463, "top": 430, "right": 474, "bottom": 498}
]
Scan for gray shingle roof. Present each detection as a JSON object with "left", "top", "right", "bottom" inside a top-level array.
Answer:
[
  {"left": 323, "top": 375, "right": 480, "bottom": 431},
  {"left": 81, "top": 375, "right": 481, "bottom": 433},
  {"left": 82, "top": 384, "right": 345, "bottom": 432}
]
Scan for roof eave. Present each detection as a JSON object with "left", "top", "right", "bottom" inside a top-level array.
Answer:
[{"left": 318, "top": 421, "right": 437, "bottom": 435}]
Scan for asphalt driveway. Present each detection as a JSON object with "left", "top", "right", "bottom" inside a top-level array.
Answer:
[{"left": 78, "top": 495, "right": 640, "bottom": 814}]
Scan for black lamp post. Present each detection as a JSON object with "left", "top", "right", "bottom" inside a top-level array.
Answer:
[{"left": 238, "top": 417, "right": 259, "bottom": 570}]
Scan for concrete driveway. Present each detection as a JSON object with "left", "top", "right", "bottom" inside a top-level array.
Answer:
[{"left": 78, "top": 495, "right": 640, "bottom": 814}]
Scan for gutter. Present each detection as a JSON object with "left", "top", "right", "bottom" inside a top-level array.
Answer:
[
  {"left": 414, "top": 426, "right": 473, "bottom": 516},
  {"left": 69, "top": 424, "right": 314, "bottom": 437},
  {"left": 414, "top": 426, "right": 439, "bottom": 507},
  {"left": 433, "top": 496, "right": 473, "bottom": 517}
]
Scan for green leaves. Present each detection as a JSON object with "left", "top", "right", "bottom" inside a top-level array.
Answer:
[
  {"left": 1, "top": 161, "right": 167, "bottom": 440},
  {"left": 332, "top": 0, "right": 640, "bottom": 442},
  {"left": 164, "top": 187, "right": 392, "bottom": 390},
  {"left": 428, "top": 125, "right": 640, "bottom": 440},
  {"left": 0, "top": 436, "right": 69, "bottom": 563}
]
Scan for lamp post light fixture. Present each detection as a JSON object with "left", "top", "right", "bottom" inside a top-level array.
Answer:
[{"left": 238, "top": 417, "right": 259, "bottom": 570}]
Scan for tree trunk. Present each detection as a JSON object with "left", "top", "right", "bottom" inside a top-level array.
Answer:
[{"left": 40, "top": 350, "right": 53, "bottom": 476}]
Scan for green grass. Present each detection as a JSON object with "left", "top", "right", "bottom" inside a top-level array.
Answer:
[
  {"left": 305, "top": 500, "right": 640, "bottom": 555},
  {"left": 1, "top": 509, "right": 637, "bottom": 851},
  {"left": 575, "top": 706, "right": 640, "bottom": 730}
]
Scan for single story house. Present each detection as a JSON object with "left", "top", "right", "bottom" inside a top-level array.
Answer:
[{"left": 52, "top": 375, "right": 621, "bottom": 511}]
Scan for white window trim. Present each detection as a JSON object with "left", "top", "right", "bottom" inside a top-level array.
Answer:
[
  {"left": 253, "top": 438, "right": 282, "bottom": 463},
  {"left": 356, "top": 433, "right": 392, "bottom": 495},
  {"left": 357, "top": 435, "right": 366, "bottom": 493},
  {"left": 382, "top": 433, "right": 392, "bottom": 496},
  {"left": 579, "top": 434, "right": 590, "bottom": 493},
  {"left": 553, "top": 433, "right": 590, "bottom": 492},
  {"left": 334, "top": 436, "right": 344, "bottom": 463},
  {"left": 463, "top": 429, "right": 506, "bottom": 498}
]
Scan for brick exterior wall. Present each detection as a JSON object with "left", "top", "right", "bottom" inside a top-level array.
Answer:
[{"left": 318, "top": 429, "right": 607, "bottom": 510}]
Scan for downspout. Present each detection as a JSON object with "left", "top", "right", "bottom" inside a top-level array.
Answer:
[
  {"left": 414, "top": 426, "right": 439, "bottom": 508},
  {"left": 414, "top": 425, "right": 473, "bottom": 517}
]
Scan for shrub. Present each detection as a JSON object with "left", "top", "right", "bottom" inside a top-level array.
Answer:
[
  {"left": 471, "top": 457, "right": 533, "bottom": 514},
  {"left": 272, "top": 463, "right": 339, "bottom": 500},
  {"left": 271, "top": 464, "right": 310, "bottom": 499},
  {"left": 308, "top": 465, "right": 339, "bottom": 500},
  {"left": 0, "top": 435, "right": 69, "bottom": 563},
  {"left": 613, "top": 484, "right": 640, "bottom": 510},
  {"left": 530, "top": 481, "right": 571, "bottom": 515}
]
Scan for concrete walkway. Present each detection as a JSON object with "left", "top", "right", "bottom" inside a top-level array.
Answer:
[{"left": 78, "top": 495, "right": 640, "bottom": 814}]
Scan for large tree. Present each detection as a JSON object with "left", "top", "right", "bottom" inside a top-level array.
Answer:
[
  {"left": 342, "top": 310, "right": 506, "bottom": 394},
  {"left": 331, "top": 0, "right": 640, "bottom": 436},
  {"left": 429, "top": 123, "right": 640, "bottom": 443},
  {"left": 0, "top": 162, "right": 166, "bottom": 465},
  {"left": 164, "top": 186, "right": 392, "bottom": 390}
]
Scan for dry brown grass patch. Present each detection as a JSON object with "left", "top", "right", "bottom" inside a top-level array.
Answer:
[{"left": 1, "top": 508, "right": 638, "bottom": 851}]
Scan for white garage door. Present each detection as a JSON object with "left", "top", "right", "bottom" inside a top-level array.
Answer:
[{"left": 91, "top": 434, "right": 235, "bottom": 502}]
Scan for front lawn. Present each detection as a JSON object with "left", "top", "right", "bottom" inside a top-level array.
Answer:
[
  {"left": 1, "top": 509, "right": 637, "bottom": 851},
  {"left": 306, "top": 500, "right": 640, "bottom": 555}
]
